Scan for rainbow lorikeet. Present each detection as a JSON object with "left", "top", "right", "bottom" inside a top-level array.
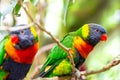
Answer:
[
  {"left": 35, "top": 23, "right": 107, "bottom": 78},
  {"left": 0, "top": 24, "right": 39, "bottom": 80}
]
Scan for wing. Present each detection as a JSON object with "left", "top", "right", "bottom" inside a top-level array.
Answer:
[
  {"left": 0, "top": 36, "right": 9, "bottom": 65},
  {"left": 36, "top": 33, "right": 75, "bottom": 77}
]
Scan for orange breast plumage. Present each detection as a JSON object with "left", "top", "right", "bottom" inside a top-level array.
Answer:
[
  {"left": 73, "top": 36, "right": 93, "bottom": 58},
  {"left": 5, "top": 39, "right": 39, "bottom": 64}
]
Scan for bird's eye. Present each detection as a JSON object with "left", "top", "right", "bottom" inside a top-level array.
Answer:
[
  {"left": 20, "top": 30, "right": 25, "bottom": 34},
  {"left": 95, "top": 29, "right": 99, "bottom": 32}
]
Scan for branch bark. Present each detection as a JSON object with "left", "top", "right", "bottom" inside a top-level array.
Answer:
[{"left": 81, "top": 54, "right": 120, "bottom": 76}]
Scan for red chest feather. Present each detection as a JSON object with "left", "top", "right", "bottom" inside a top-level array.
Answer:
[
  {"left": 74, "top": 36, "right": 93, "bottom": 58},
  {"left": 5, "top": 39, "right": 39, "bottom": 64}
]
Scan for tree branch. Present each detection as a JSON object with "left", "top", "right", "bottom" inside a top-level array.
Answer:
[
  {"left": 82, "top": 54, "right": 120, "bottom": 76},
  {"left": 74, "top": 54, "right": 120, "bottom": 80}
]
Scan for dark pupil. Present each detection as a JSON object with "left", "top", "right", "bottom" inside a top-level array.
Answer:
[
  {"left": 95, "top": 29, "right": 99, "bottom": 32},
  {"left": 20, "top": 30, "right": 24, "bottom": 34}
]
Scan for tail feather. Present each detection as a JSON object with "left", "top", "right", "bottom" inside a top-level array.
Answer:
[
  {"left": 35, "top": 59, "right": 61, "bottom": 78},
  {"left": 41, "top": 64, "right": 57, "bottom": 77},
  {"left": 34, "top": 63, "right": 57, "bottom": 78}
]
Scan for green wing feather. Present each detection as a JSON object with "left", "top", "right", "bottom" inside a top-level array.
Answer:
[
  {"left": 0, "top": 36, "right": 9, "bottom": 65},
  {"left": 36, "top": 32, "right": 76, "bottom": 77},
  {"left": 0, "top": 36, "right": 9, "bottom": 80},
  {"left": 0, "top": 69, "right": 9, "bottom": 80}
]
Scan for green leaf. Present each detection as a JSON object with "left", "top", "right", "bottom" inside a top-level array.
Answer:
[
  {"left": 13, "top": 3, "right": 21, "bottom": 15},
  {"left": 63, "top": 0, "right": 70, "bottom": 26},
  {"left": 63, "top": 0, "right": 74, "bottom": 26},
  {"left": 30, "top": 0, "right": 39, "bottom": 6}
]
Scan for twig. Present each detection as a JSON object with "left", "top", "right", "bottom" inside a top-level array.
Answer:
[
  {"left": 20, "top": 1, "right": 76, "bottom": 77},
  {"left": 80, "top": 54, "right": 120, "bottom": 77}
]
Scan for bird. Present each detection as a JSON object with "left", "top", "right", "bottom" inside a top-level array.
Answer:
[
  {"left": 0, "top": 24, "right": 39, "bottom": 80},
  {"left": 34, "top": 23, "right": 107, "bottom": 78}
]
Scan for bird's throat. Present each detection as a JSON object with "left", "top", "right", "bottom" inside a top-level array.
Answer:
[{"left": 74, "top": 36, "right": 93, "bottom": 58}]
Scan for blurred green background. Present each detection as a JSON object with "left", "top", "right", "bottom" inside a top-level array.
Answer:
[{"left": 0, "top": 0, "right": 120, "bottom": 80}]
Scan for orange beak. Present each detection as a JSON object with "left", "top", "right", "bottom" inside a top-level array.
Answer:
[{"left": 100, "top": 34, "right": 107, "bottom": 41}]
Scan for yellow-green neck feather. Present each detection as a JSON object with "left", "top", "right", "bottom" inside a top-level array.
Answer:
[
  {"left": 76, "top": 24, "right": 89, "bottom": 40},
  {"left": 30, "top": 26, "right": 38, "bottom": 41}
]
